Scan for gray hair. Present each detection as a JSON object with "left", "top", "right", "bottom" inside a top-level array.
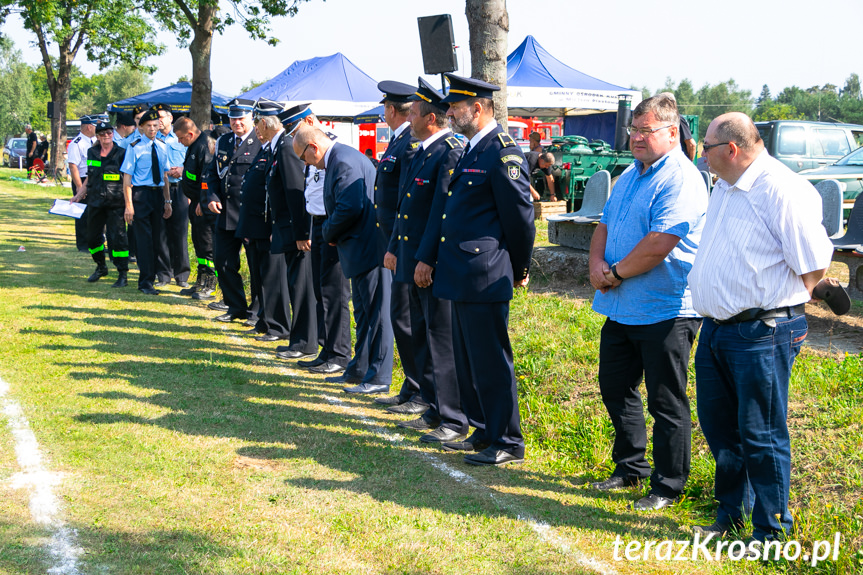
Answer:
[
  {"left": 713, "top": 113, "right": 763, "bottom": 150},
  {"left": 633, "top": 93, "right": 679, "bottom": 126},
  {"left": 257, "top": 115, "right": 281, "bottom": 131}
]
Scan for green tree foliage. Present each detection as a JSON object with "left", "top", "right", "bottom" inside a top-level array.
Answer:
[
  {"left": 0, "top": 37, "right": 33, "bottom": 141},
  {"left": 0, "top": 0, "right": 162, "bottom": 172},
  {"left": 648, "top": 78, "right": 753, "bottom": 140},
  {"left": 141, "top": 0, "right": 316, "bottom": 129},
  {"left": 68, "top": 64, "right": 152, "bottom": 117}
]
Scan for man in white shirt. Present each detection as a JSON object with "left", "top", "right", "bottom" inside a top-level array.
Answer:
[
  {"left": 67, "top": 115, "right": 98, "bottom": 252},
  {"left": 689, "top": 112, "right": 834, "bottom": 542}
]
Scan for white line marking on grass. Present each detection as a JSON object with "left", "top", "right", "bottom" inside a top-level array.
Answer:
[
  {"left": 221, "top": 328, "right": 617, "bottom": 575},
  {"left": 0, "top": 376, "right": 82, "bottom": 575}
]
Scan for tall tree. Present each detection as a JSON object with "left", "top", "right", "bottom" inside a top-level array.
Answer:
[
  {"left": 144, "top": 0, "right": 314, "bottom": 131},
  {"left": 465, "top": 0, "right": 508, "bottom": 127},
  {"left": 0, "top": 37, "right": 33, "bottom": 141},
  {"left": 0, "top": 0, "right": 161, "bottom": 174}
]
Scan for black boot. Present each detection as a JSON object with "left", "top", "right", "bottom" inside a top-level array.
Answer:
[
  {"left": 180, "top": 273, "right": 202, "bottom": 296},
  {"left": 111, "top": 270, "right": 128, "bottom": 288},
  {"left": 192, "top": 272, "right": 216, "bottom": 300},
  {"left": 87, "top": 251, "right": 109, "bottom": 282}
]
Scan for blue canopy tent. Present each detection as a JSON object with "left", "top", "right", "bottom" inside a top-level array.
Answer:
[
  {"left": 353, "top": 105, "right": 385, "bottom": 125},
  {"left": 240, "top": 53, "right": 381, "bottom": 122},
  {"left": 506, "top": 36, "right": 640, "bottom": 116},
  {"left": 107, "top": 82, "right": 233, "bottom": 115}
]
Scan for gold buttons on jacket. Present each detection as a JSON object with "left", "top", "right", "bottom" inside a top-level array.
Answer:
[
  {"left": 442, "top": 214, "right": 446, "bottom": 219},
  {"left": 441, "top": 237, "right": 445, "bottom": 242},
  {"left": 447, "top": 191, "right": 452, "bottom": 196},
  {"left": 376, "top": 223, "right": 380, "bottom": 227},
  {"left": 407, "top": 193, "right": 411, "bottom": 198},
  {"left": 403, "top": 214, "right": 408, "bottom": 219},
  {"left": 404, "top": 236, "right": 408, "bottom": 241}
]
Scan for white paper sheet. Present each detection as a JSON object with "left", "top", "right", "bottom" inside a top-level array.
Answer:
[{"left": 48, "top": 199, "right": 87, "bottom": 219}]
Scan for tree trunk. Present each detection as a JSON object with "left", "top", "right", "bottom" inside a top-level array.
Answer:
[
  {"left": 188, "top": 4, "right": 215, "bottom": 131},
  {"left": 48, "top": 56, "right": 72, "bottom": 179},
  {"left": 465, "top": 0, "right": 508, "bottom": 128}
]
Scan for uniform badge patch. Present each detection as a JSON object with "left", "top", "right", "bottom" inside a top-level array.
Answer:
[
  {"left": 508, "top": 165, "right": 520, "bottom": 180},
  {"left": 314, "top": 171, "right": 320, "bottom": 182},
  {"left": 501, "top": 154, "right": 523, "bottom": 165}
]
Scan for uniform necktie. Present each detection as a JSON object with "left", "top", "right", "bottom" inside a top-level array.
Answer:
[
  {"left": 151, "top": 141, "right": 160, "bottom": 185},
  {"left": 234, "top": 136, "right": 240, "bottom": 153},
  {"left": 461, "top": 142, "right": 471, "bottom": 160}
]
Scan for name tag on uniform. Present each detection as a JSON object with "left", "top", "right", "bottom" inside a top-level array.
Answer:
[
  {"left": 103, "top": 174, "right": 120, "bottom": 181},
  {"left": 87, "top": 160, "right": 101, "bottom": 167}
]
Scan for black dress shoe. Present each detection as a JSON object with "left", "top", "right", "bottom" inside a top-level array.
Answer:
[
  {"left": 631, "top": 493, "right": 677, "bottom": 511},
  {"left": 255, "top": 334, "right": 281, "bottom": 342},
  {"left": 464, "top": 446, "right": 524, "bottom": 466},
  {"left": 308, "top": 361, "right": 345, "bottom": 374},
  {"left": 276, "top": 349, "right": 317, "bottom": 360},
  {"left": 441, "top": 437, "right": 492, "bottom": 452},
  {"left": 325, "top": 374, "right": 362, "bottom": 384},
  {"left": 420, "top": 426, "right": 467, "bottom": 444},
  {"left": 208, "top": 301, "right": 229, "bottom": 311},
  {"left": 343, "top": 383, "right": 389, "bottom": 394},
  {"left": 243, "top": 318, "right": 257, "bottom": 327},
  {"left": 192, "top": 290, "right": 215, "bottom": 300},
  {"left": 386, "top": 400, "right": 430, "bottom": 415},
  {"left": 176, "top": 280, "right": 190, "bottom": 288},
  {"left": 397, "top": 417, "right": 439, "bottom": 431},
  {"left": 374, "top": 395, "right": 408, "bottom": 406},
  {"left": 153, "top": 279, "right": 170, "bottom": 287},
  {"left": 138, "top": 287, "right": 160, "bottom": 295},
  {"left": 214, "top": 313, "right": 242, "bottom": 323},
  {"left": 591, "top": 476, "right": 642, "bottom": 491},
  {"left": 298, "top": 357, "right": 326, "bottom": 369},
  {"left": 692, "top": 519, "right": 745, "bottom": 537}
]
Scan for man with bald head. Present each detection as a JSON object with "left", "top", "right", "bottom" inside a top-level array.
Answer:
[{"left": 689, "top": 112, "right": 833, "bottom": 541}]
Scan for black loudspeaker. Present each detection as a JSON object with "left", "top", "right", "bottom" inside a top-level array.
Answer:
[
  {"left": 417, "top": 15, "right": 458, "bottom": 75},
  {"left": 47, "top": 101, "right": 54, "bottom": 118}
]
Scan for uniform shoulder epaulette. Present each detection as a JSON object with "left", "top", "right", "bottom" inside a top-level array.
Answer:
[
  {"left": 129, "top": 139, "right": 139, "bottom": 147},
  {"left": 72, "top": 136, "right": 81, "bottom": 144},
  {"left": 445, "top": 136, "right": 462, "bottom": 149},
  {"left": 497, "top": 133, "right": 517, "bottom": 148}
]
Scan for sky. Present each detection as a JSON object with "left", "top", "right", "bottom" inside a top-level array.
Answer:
[{"left": 3, "top": 0, "right": 861, "bottom": 101}]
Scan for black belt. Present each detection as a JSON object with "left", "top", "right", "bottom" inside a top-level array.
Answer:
[
  {"left": 132, "top": 185, "right": 162, "bottom": 191},
  {"left": 311, "top": 215, "right": 327, "bottom": 222},
  {"left": 711, "top": 304, "right": 805, "bottom": 325}
]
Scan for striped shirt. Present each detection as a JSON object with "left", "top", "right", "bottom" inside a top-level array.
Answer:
[{"left": 689, "top": 150, "right": 834, "bottom": 320}]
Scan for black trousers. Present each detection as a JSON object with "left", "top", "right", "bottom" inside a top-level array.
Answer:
[
  {"left": 310, "top": 218, "right": 351, "bottom": 365},
  {"left": 86, "top": 203, "right": 129, "bottom": 272},
  {"left": 71, "top": 181, "right": 93, "bottom": 252},
  {"left": 247, "top": 237, "right": 290, "bottom": 338},
  {"left": 598, "top": 317, "right": 701, "bottom": 498},
  {"left": 189, "top": 205, "right": 216, "bottom": 275},
  {"left": 452, "top": 301, "right": 522, "bottom": 454},
  {"left": 131, "top": 186, "right": 165, "bottom": 289},
  {"left": 214, "top": 227, "right": 248, "bottom": 317},
  {"left": 345, "top": 267, "right": 393, "bottom": 385},
  {"left": 409, "top": 284, "right": 465, "bottom": 432},
  {"left": 391, "top": 278, "right": 420, "bottom": 400},
  {"left": 284, "top": 249, "right": 318, "bottom": 354},
  {"left": 156, "top": 184, "right": 190, "bottom": 283}
]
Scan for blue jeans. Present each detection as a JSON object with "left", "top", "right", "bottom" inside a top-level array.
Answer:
[{"left": 695, "top": 314, "right": 807, "bottom": 540}]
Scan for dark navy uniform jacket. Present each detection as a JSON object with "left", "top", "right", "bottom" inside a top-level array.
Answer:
[
  {"left": 322, "top": 142, "right": 385, "bottom": 279},
  {"left": 235, "top": 146, "right": 273, "bottom": 241},
  {"left": 374, "top": 124, "right": 419, "bottom": 241},
  {"left": 266, "top": 132, "right": 309, "bottom": 254},
  {"left": 180, "top": 130, "right": 214, "bottom": 207},
  {"left": 390, "top": 133, "right": 462, "bottom": 285},
  {"left": 203, "top": 131, "right": 262, "bottom": 231},
  {"left": 417, "top": 125, "right": 536, "bottom": 303}
]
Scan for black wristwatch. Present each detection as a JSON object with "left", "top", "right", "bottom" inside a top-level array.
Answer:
[{"left": 611, "top": 263, "right": 624, "bottom": 281}]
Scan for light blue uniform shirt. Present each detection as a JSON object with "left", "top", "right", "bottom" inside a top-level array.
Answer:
[
  {"left": 120, "top": 137, "right": 170, "bottom": 187},
  {"left": 592, "top": 147, "right": 707, "bottom": 325},
  {"left": 157, "top": 129, "right": 185, "bottom": 183},
  {"left": 113, "top": 131, "right": 138, "bottom": 149}
]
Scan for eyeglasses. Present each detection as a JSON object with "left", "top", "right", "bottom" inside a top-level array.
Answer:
[
  {"left": 300, "top": 143, "right": 314, "bottom": 160},
  {"left": 626, "top": 124, "right": 674, "bottom": 138},
  {"left": 702, "top": 141, "right": 731, "bottom": 152}
]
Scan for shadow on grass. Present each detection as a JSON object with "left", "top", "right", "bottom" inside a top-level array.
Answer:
[{"left": 0, "top": 518, "right": 236, "bottom": 575}]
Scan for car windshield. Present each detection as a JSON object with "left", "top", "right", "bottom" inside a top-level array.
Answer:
[
  {"left": 10, "top": 139, "right": 26, "bottom": 150},
  {"left": 835, "top": 147, "right": 863, "bottom": 166}
]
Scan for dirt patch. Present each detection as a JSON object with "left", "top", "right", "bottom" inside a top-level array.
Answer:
[{"left": 802, "top": 301, "right": 863, "bottom": 355}]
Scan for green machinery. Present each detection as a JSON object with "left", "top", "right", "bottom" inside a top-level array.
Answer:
[{"left": 545, "top": 113, "right": 699, "bottom": 211}]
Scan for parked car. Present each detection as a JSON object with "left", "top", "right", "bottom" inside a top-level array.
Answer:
[
  {"left": 756, "top": 120, "right": 863, "bottom": 172},
  {"left": 3, "top": 137, "right": 28, "bottom": 168},
  {"left": 799, "top": 146, "right": 863, "bottom": 203}
]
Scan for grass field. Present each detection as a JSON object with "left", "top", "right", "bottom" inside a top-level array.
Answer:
[{"left": 0, "top": 172, "right": 861, "bottom": 574}]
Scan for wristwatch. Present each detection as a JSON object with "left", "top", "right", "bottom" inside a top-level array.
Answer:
[
  {"left": 611, "top": 263, "right": 624, "bottom": 281},
  {"left": 164, "top": 200, "right": 173, "bottom": 204}
]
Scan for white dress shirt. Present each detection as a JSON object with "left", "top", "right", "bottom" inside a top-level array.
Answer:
[{"left": 689, "top": 150, "right": 834, "bottom": 320}]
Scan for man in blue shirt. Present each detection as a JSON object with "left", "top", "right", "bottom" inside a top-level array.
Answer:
[
  {"left": 153, "top": 104, "right": 191, "bottom": 288},
  {"left": 588, "top": 94, "right": 707, "bottom": 510},
  {"left": 121, "top": 107, "right": 172, "bottom": 295},
  {"left": 112, "top": 112, "right": 138, "bottom": 149}
]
